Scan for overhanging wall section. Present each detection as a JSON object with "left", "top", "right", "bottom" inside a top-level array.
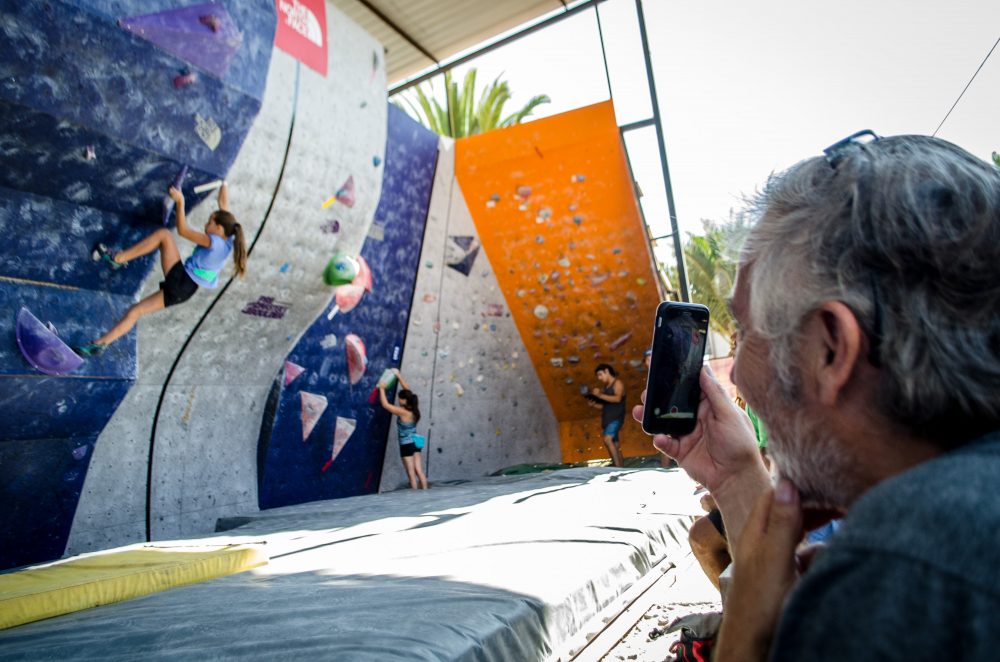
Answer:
[
  {"left": 455, "top": 101, "right": 661, "bottom": 462},
  {"left": 67, "top": 3, "right": 387, "bottom": 554}
]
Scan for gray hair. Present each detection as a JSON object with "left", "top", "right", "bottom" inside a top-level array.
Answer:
[{"left": 743, "top": 134, "right": 1000, "bottom": 444}]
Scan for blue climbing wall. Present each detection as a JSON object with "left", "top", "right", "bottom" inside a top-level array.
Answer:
[
  {"left": 258, "top": 105, "right": 439, "bottom": 508},
  {"left": 0, "top": 0, "right": 274, "bottom": 569}
]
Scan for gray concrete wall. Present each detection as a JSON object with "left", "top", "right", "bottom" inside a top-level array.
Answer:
[
  {"left": 68, "top": 3, "right": 386, "bottom": 553},
  {"left": 380, "top": 141, "right": 561, "bottom": 491}
]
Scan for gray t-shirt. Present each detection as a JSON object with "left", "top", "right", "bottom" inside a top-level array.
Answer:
[{"left": 771, "top": 430, "right": 1000, "bottom": 661}]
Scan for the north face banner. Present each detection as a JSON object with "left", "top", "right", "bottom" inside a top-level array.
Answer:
[{"left": 274, "top": 0, "right": 328, "bottom": 75}]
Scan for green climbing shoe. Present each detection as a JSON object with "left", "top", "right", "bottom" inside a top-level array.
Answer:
[
  {"left": 75, "top": 343, "right": 107, "bottom": 358},
  {"left": 91, "top": 243, "right": 123, "bottom": 270}
]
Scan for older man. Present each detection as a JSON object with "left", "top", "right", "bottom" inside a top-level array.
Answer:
[{"left": 636, "top": 133, "right": 1000, "bottom": 660}]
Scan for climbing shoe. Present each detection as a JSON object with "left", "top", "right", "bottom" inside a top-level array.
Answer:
[
  {"left": 91, "top": 243, "right": 123, "bottom": 270},
  {"left": 75, "top": 343, "right": 107, "bottom": 358}
]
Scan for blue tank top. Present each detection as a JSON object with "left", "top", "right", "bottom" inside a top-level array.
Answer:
[
  {"left": 396, "top": 419, "right": 417, "bottom": 446},
  {"left": 184, "top": 235, "right": 233, "bottom": 288}
]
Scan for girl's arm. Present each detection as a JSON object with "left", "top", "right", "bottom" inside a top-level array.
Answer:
[
  {"left": 378, "top": 385, "right": 408, "bottom": 417},
  {"left": 169, "top": 187, "right": 211, "bottom": 248},
  {"left": 217, "top": 181, "right": 229, "bottom": 211},
  {"left": 392, "top": 368, "right": 410, "bottom": 391}
]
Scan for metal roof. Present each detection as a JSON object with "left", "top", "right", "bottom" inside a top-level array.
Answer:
[{"left": 329, "top": 0, "right": 568, "bottom": 85}]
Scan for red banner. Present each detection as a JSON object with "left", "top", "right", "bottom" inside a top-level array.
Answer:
[{"left": 274, "top": 0, "right": 328, "bottom": 76}]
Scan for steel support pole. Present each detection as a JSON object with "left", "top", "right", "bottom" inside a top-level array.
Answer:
[{"left": 635, "top": 0, "right": 689, "bottom": 302}]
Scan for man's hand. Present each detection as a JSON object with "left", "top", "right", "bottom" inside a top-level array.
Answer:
[
  {"left": 714, "top": 479, "right": 803, "bottom": 662},
  {"left": 633, "top": 365, "right": 760, "bottom": 493},
  {"left": 168, "top": 186, "right": 184, "bottom": 204},
  {"left": 590, "top": 387, "right": 601, "bottom": 397}
]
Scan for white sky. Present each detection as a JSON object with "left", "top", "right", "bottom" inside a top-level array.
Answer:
[{"left": 395, "top": 0, "right": 1000, "bottom": 271}]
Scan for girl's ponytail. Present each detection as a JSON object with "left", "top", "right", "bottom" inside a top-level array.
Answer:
[
  {"left": 231, "top": 222, "right": 247, "bottom": 278},
  {"left": 213, "top": 211, "right": 247, "bottom": 278}
]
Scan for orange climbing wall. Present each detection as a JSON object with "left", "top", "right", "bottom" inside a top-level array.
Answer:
[{"left": 455, "top": 101, "right": 662, "bottom": 463}]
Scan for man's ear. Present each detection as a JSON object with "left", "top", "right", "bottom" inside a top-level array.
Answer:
[{"left": 808, "top": 301, "right": 865, "bottom": 406}]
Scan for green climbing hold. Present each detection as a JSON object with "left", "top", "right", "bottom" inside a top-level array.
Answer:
[{"left": 323, "top": 252, "right": 360, "bottom": 286}]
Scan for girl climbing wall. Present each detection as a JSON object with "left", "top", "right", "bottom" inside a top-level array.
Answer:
[
  {"left": 76, "top": 183, "right": 247, "bottom": 356},
  {"left": 378, "top": 369, "right": 428, "bottom": 490}
]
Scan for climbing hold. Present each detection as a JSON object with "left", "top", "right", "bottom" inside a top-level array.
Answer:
[
  {"left": 72, "top": 446, "right": 89, "bottom": 461},
  {"left": 636, "top": 277, "right": 647, "bottom": 286},
  {"left": 422, "top": 293, "right": 436, "bottom": 303},
  {"left": 84, "top": 145, "right": 96, "bottom": 161},
  {"left": 118, "top": 4, "right": 244, "bottom": 78},
  {"left": 194, "top": 113, "right": 221, "bottom": 150},
  {"left": 372, "top": 155, "right": 382, "bottom": 167},
  {"left": 279, "top": 262, "right": 290, "bottom": 273},
  {"left": 173, "top": 70, "right": 197, "bottom": 88},
  {"left": 300, "top": 391, "right": 328, "bottom": 441},
  {"left": 533, "top": 304, "right": 549, "bottom": 320},
  {"left": 320, "top": 334, "right": 338, "bottom": 349},
  {"left": 334, "top": 283, "right": 365, "bottom": 314},
  {"left": 454, "top": 383, "right": 465, "bottom": 397},
  {"left": 16, "top": 308, "right": 82, "bottom": 375},
  {"left": 335, "top": 175, "right": 356, "bottom": 208},
  {"left": 572, "top": 174, "right": 586, "bottom": 183},
  {"left": 161, "top": 165, "right": 189, "bottom": 225},
  {"left": 609, "top": 332, "right": 633, "bottom": 351},
  {"left": 483, "top": 303, "right": 504, "bottom": 317},
  {"left": 284, "top": 361, "right": 305, "bottom": 386},
  {"left": 573, "top": 215, "right": 583, "bottom": 225},
  {"left": 613, "top": 247, "right": 622, "bottom": 254},
  {"left": 322, "top": 416, "right": 357, "bottom": 472},
  {"left": 323, "top": 253, "right": 360, "bottom": 286},
  {"left": 535, "top": 235, "right": 544, "bottom": 244},
  {"left": 345, "top": 334, "right": 368, "bottom": 385},
  {"left": 353, "top": 256, "right": 374, "bottom": 292},
  {"left": 568, "top": 203, "right": 578, "bottom": 212},
  {"left": 550, "top": 358, "right": 564, "bottom": 367},
  {"left": 320, "top": 219, "right": 340, "bottom": 234},
  {"left": 557, "top": 257, "right": 571, "bottom": 268},
  {"left": 516, "top": 185, "right": 532, "bottom": 199},
  {"left": 193, "top": 179, "right": 224, "bottom": 194},
  {"left": 425, "top": 260, "right": 434, "bottom": 268}
]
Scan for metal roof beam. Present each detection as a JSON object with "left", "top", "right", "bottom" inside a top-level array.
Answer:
[
  {"left": 389, "top": 0, "right": 606, "bottom": 96},
  {"left": 354, "top": 0, "right": 440, "bottom": 65}
]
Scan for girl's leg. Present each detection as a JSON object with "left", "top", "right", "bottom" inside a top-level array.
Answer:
[
  {"left": 93, "top": 290, "right": 166, "bottom": 347},
  {"left": 401, "top": 456, "right": 418, "bottom": 489},
  {"left": 114, "top": 228, "right": 181, "bottom": 277},
  {"left": 413, "top": 452, "right": 428, "bottom": 489}
]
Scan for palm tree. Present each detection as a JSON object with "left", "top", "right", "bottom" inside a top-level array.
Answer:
[
  {"left": 396, "top": 69, "right": 550, "bottom": 138},
  {"left": 682, "top": 218, "right": 750, "bottom": 338}
]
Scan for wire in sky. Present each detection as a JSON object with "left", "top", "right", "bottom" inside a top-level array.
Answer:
[{"left": 933, "top": 34, "right": 1000, "bottom": 137}]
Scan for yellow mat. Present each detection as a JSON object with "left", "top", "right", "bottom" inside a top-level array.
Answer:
[{"left": 0, "top": 544, "right": 267, "bottom": 630}]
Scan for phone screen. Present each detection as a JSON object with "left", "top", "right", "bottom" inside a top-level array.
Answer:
[{"left": 642, "top": 302, "right": 710, "bottom": 436}]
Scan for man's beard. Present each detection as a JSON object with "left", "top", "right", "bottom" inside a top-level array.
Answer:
[{"left": 755, "top": 372, "right": 863, "bottom": 511}]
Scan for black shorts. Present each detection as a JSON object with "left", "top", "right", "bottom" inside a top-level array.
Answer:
[
  {"left": 707, "top": 507, "right": 727, "bottom": 539},
  {"left": 160, "top": 262, "right": 198, "bottom": 307},
  {"left": 399, "top": 443, "right": 417, "bottom": 458}
]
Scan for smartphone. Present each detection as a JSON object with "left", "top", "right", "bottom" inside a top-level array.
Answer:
[{"left": 641, "top": 302, "right": 710, "bottom": 436}]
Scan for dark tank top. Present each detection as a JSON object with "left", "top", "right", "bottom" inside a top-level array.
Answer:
[{"left": 601, "top": 381, "right": 625, "bottom": 427}]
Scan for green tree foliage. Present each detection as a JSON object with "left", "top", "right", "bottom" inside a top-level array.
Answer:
[
  {"left": 665, "top": 215, "right": 750, "bottom": 338},
  {"left": 395, "top": 69, "right": 550, "bottom": 138}
]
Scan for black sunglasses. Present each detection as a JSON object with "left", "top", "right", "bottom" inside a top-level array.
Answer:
[{"left": 822, "top": 129, "right": 884, "bottom": 367}]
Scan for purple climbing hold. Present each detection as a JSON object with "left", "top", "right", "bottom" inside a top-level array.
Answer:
[
  {"left": 162, "top": 165, "right": 189, "bottom": 225},
  {"left": 118, "top": 2, "right": 244, "bottom": 79},
  {"left": 72, "top": 446, "right": 89, "bottom": 461},
  {"left": 320, "top": 219, "right": 340, "bottom": 234},
  {"left": 15, "top": 308, "right": 83, "bottom": 376}
]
